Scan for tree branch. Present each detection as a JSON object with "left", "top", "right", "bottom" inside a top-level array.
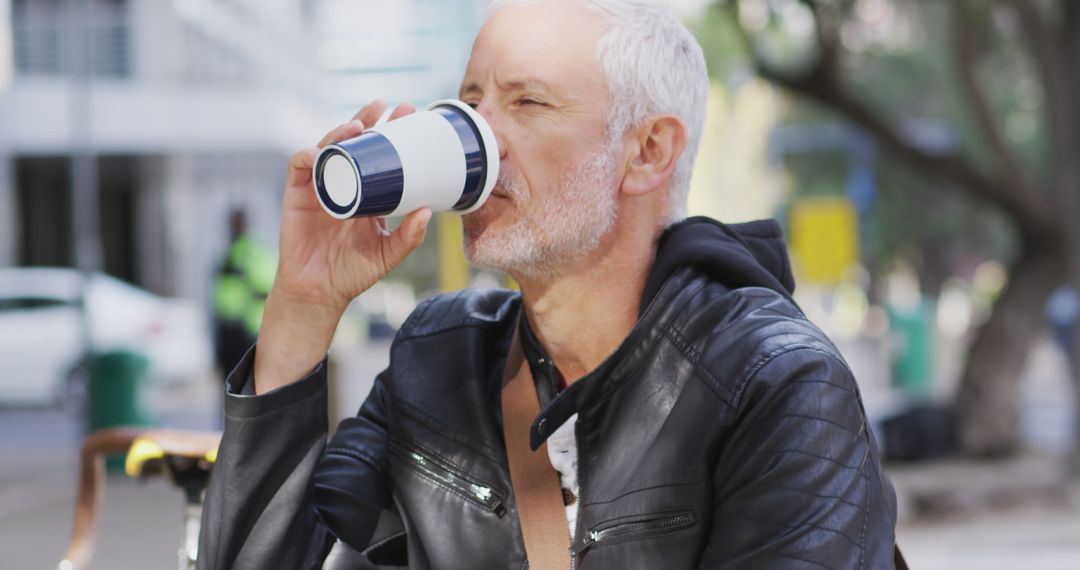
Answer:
[
  {"left": 1055, "top": 0, "right": 1080, "bottom": 282},
  {"left": 1062, "top": 1, "right": 1080, "bottom": 177},
  {"left": 732, "top": 0, "right": 1056, "bottom": 241},
  {"left": 1064, "top": 1, "right": 1080, "bottom": 82},
  {"left": 799, "top": 0, "right": 840, "bottom": 82},
  {"left": 951, "top": 0, "right": 1043, "bottom": 211},
  {"left": 1003, "top": 0, "right": 1075, "bottom": 203}
]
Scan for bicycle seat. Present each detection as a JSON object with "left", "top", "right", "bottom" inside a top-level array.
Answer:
[
  {"left": 60, "top": 427, "right": 222, "bottom": 570},
  {"left": 124, "top": 430, "right": 220, "bottom": 479}
]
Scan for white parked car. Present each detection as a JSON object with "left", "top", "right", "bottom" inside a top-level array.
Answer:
[{"left": 0, "top": 267, "right": 214, "bottom": 407}]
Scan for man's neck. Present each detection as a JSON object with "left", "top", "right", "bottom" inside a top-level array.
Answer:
[{"left": 516, "top": 223, "right": 661, "bottom": 385}]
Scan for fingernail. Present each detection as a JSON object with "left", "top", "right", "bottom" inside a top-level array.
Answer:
[{"left": 416, "top": 210, "right": 432, "bottom": 233}]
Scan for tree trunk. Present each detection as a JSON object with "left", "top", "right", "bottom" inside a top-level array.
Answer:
[
  {"left": 1068, "top": 308, "right": 1080, "bottom": 477},
  {"left": 955, "top": 244, "right": 1065, "bottom": 457}
]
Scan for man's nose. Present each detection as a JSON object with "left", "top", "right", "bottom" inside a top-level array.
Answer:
[{"left": 476, "top": 103, "right": 508, "bottom": 161}]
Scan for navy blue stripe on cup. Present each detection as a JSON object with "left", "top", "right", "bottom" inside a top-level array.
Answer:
[
  {"left": 433, "top": 106, "right": 488, "bottom": 211},
  {"left": 335, "top": 132, "right": 405, "bottom": 216}
]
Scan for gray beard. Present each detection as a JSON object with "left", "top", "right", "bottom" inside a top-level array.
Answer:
[{"left": 463, "top": 146, "right": 619, "bottom": 282}]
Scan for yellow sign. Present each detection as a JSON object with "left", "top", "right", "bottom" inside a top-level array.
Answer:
[
  {"left": 437, "top": 215, "right": 518, "bottom": 291},
  {"left": 438, "top": 213, "right": 470, "bottom": 292},
  {"left": 789, "top": 197, "right": 859, "bottom": 284}
]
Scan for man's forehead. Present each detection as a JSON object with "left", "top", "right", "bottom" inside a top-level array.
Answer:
[{"left": 462, "top": 2, "right": 606, "bottom": 94}]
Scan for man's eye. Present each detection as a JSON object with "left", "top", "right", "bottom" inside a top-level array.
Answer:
[
  {"left": 519, "top": 98, "right": 545, "bottom": 106},
  {"left": 464, "top": 101, "right": 480, "bottom": 109}
]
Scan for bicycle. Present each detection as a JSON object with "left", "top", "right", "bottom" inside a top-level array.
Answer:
[{"left": 58, "top": 427, "right": 220, "bottom": 570}]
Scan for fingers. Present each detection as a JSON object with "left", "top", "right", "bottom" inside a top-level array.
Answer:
[
  {"left": 315, "top": 101, "right": 414, "bottom": 151},
  {"left": 380, "top": 208, "right": 432, "bottom": 272},
  {"left": 316, "top": 119, "right": 366, "bottom": 149},
  {"left": 352, "top": 99, "right": 389, "bottom": 129},
  {"left": 286, "top": 148, "right": 318, "bottom": 188},
  {"left": 388, "top": 102, "right": 416, "bottom": 121},
  {"left": 355, "top": 100, "right": 413, "bottom": 126},
  {"left": 397, "top": 208, "right": 433, "bottom": 248}
]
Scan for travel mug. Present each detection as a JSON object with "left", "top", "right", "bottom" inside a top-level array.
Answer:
[{"left": 312, "top": 99, "right": 500, "bottom": 219}]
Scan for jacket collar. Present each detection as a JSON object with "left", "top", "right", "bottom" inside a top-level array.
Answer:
[{"left": 518, "top": 267, "right": 706, "bottom": 450}]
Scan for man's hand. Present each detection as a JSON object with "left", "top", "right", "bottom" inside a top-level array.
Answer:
[{"left": 254, "top": 101, "right": 432, "bottom": 394}]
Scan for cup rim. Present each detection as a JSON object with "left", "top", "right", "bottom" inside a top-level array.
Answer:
[{"left": 426, "top": 99, "right": 500, "bottom": 215}]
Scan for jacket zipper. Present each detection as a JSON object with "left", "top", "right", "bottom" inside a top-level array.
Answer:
[
  {"left": 572, "top": 511, "right": 696, "bottom": 561},
  {"left": 390, "top": 438, "right": 507, "bottom": 517}
]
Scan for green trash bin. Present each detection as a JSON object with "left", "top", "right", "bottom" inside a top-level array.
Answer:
[
  {"left": 88, "top": 350, "right": 153, "bottom": 470},
  {"left": 888, "top": 302, "right": 934, "bottom": 397}
]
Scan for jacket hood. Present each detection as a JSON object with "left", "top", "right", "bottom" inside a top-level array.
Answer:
[{"left": 640, "top": 217, "right": 796, "bottom": 315}]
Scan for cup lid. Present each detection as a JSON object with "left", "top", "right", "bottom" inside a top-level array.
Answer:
[
  {"left": 323, "top": 153, "right": 359, "bottom": 208},
  {"left": 313, "top": 147, "right": 363, "bottom": 219}
]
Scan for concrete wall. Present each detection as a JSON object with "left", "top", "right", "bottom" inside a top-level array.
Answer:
[
  {"left": 0, "top": 0, "right": 11, "bottom": 89},
  {"left": 0, "top": 80, "right": 335, "bottom": 155}
]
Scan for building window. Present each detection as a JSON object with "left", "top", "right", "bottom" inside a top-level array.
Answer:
[{"left": 12, "top": 0, "right": 131, "bottom": 78}]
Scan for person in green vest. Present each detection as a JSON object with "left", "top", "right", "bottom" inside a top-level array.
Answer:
[{"left": 213, "top": 209, "right": 277, "bottom": 375}]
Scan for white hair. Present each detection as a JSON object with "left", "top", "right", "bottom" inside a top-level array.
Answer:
[{"left": 486, "top": 0, "right": 709, "bottom": 226}]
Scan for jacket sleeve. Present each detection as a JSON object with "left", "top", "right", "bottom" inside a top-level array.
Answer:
[
  {"left": 197, "top": 346, "right": 394, "bottom": 570},
  {"left": 696, "top": 347, "right": 897, "bottom": 570}
]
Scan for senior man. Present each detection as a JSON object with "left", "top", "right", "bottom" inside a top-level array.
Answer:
[{"left": 198, "top": 0, "right": 899, "bottom": 568}]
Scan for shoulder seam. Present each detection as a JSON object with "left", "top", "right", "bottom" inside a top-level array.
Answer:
[
  {"left": 398, "top": 316, "right": 508, "bottom": 340},
  {"left": 396, "top": 290, "right": 517, "bottom": 340},
  {"left": 398, "top": 293, "right": 438, "bottom": 335},
  {"left": 732, "top": 345, "right": 852, "bottom": 411}
]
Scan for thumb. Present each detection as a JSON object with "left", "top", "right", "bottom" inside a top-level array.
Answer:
[{"left": 381, "top": 208, "right": 432, "bottom": 270}]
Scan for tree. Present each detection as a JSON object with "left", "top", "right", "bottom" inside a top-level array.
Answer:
[{"left": 716, "top": 0, "right": 1080, "bottom": 470}]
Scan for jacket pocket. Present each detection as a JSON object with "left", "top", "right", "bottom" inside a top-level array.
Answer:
[
  {"left": 389, "top": 436, "right": 507, "bottom": 517},
  {"left": 573, "top": 509, "right": 696, "bottom": 559}
]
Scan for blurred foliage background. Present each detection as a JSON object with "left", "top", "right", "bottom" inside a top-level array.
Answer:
[{"left": 690, "top": 0, "right": 1080, "bottom": 475}]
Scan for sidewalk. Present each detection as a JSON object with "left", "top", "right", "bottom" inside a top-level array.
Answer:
[
  {"left": 897, "top": 499, "right": 1080, "bottom": 569},
  {"left": 0, "top": 408, "right": 192, "bottom": 569},
  {"left": 882, "top": 331, "right": 1080, "bottom": 569},
  {"left": 0, "top": 337, "right": 391, "bottom": 570},
  {"left": 3, "top": 336, "right": 1080, "bottom": 568}
]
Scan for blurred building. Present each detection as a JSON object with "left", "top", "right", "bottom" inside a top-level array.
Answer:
[{"left": 0, "top": 0, "right": 480, "bottom": 307}]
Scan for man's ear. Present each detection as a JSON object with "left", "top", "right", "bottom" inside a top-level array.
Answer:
[{"left": 621, "top": 115, "right": 688, "bottom": 197}]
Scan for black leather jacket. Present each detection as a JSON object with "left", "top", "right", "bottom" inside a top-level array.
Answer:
[{"left": 198, "top": 218, "right": 898, "bottom": 569}]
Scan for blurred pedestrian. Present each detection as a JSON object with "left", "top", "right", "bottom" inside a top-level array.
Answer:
[
  {"left": 1046, "top": 285, "right": 1079, "bottom": 360},
  {"left": 212, "top": 208, "right": 276, "bottom": 376}
]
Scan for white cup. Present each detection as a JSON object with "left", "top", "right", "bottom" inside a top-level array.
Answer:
[{"left": 313, "top": 100, "right": 500, "bottom": 219}]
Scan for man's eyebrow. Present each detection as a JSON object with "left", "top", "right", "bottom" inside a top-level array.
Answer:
[
  {"left": 459, "top": 78, "right": 554, "bottom": 97},
  {"left": 502, "top": 78, "right": 553, "bottom": 93}
]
